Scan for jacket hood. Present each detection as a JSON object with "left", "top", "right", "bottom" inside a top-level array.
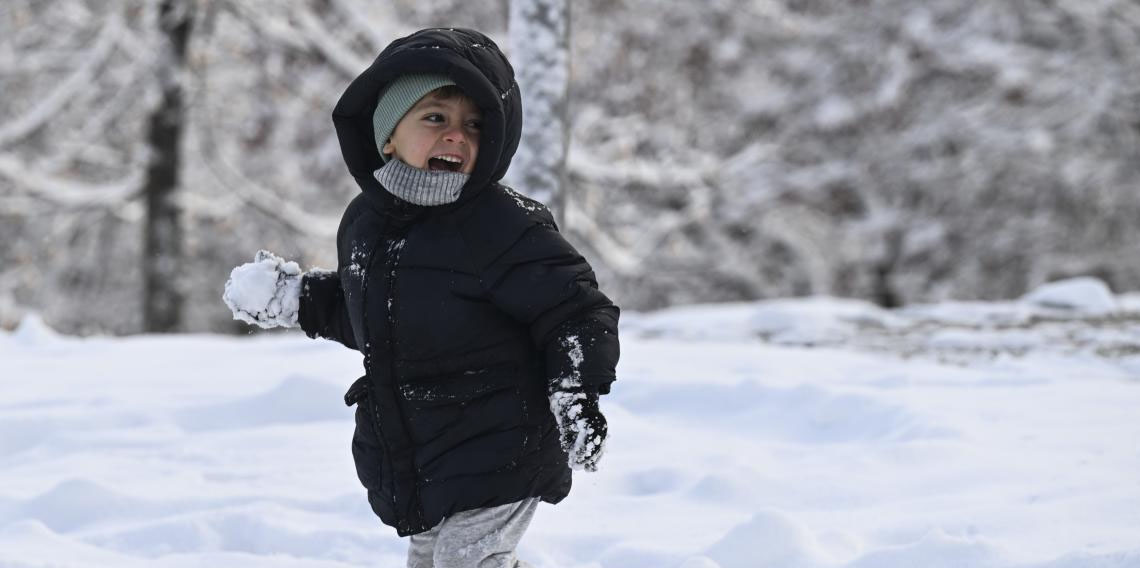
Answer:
[{"left": 332, "top": 28, "right": 522, "bottom": 205}]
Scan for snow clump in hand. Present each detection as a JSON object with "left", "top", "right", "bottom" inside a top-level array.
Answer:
[
  {"left": 548, "top": 335, "right": 608, "bottom": 472},
  {"left": 222, "top": 250, "right": 303, "bottom": 329}
]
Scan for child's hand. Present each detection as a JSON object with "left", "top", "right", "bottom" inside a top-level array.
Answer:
[
  {"left": 549, "top": 389, "right": 608, "bottom": 472},
  {"left": 222, "top": 250, "right": 304, "bottom": 329}
]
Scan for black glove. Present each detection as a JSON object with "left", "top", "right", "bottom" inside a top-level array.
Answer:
[
  {"left": 343, "top": 375, "right": 370, "bottom": 407},
  {"left": 549, "top": 387, "right": 608, "bottom": 472}
]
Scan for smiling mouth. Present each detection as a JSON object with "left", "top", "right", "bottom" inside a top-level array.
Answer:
[{"left": 428, "top": 155, "right": 464, "bottom": 172}]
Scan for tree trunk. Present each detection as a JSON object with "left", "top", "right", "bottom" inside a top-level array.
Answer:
[
  {"left": 507, "top": 0, "right": 570, "bottom": 223},
  {"left": 142, "top": 0, "right": 192, "bottom": 333}
]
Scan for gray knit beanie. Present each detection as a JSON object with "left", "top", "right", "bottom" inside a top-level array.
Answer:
[{"left": 373, "top": 74, "right": 456, "bottom": 163}]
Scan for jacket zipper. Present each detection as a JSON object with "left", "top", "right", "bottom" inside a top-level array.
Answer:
[
  {"left": 359, "top": 233, "right": 396, "bottom": 512},
  {"left": 382, "top": 235, "right": 431, "bottom": 532}
]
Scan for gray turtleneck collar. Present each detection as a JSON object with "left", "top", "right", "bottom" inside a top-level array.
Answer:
[{"left": 373, "top": 158, "right": 469, "bottom": 206}]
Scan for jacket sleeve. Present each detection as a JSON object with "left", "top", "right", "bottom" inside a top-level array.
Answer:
[
  {"left": 297, "top": 198, "right": 367, "bottom": 351},
  {"left": 298, "top": 270, "right": 359, "bottom": 350},
  {"left": 479, "top": 222, "right": 620, "bottom": 394}
]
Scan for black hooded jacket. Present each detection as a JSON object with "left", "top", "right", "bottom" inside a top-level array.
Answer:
[{"left": 297, "top": 28, "right": 620, "bottom": 536}]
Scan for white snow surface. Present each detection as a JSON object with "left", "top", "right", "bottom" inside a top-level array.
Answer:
[{"left": 4, "top": 288, "right": 1140, "bottom": 567}]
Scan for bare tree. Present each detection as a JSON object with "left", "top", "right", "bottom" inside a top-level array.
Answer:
[{"left": 142, "top": 0, "right": 193, "bottom": 332}]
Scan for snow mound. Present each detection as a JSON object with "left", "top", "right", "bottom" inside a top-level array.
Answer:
[
  {"left": 1030, "top": 550, "right": 1140, "bottom": 568},
  {"left": 174, "top": 376, "right": 346, "bottom": 431},
  {"left": 848, "top": 530, "right": 998, "bottom": 568},
  {"left": 1116, "top": 293, "right": 1140, "bottom": 314},
  {"left": 705, "top": 510, "right": 832, "bottom": 568},
  {"left": 895, "top": 301, "right": 1039, "bottom": 327},
  {"left": 18, "top": 479, "right": 152, "bottom": 533},
  {"left": 750, "top": 297, "right": 902, "bottom": 346},
  {"left": 678, "top": 557, "right": 723, "bottom": 568},
  {"left": 0, "top": 519, "right": 141, "bottom": 567},
  {"left": 10, "top": 312, "right": 62, "bottom": 346},
  {"left": 620, "top": 302, "right": 765, "bottom": 341},
  {"left": 1020, "top": 277, "right": 1117, "bottom": 315},
  {"left": 617, "top": 381, "right": 951, "bottom": 444}
]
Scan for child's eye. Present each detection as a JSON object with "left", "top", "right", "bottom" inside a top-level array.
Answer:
[
  {"left": 465, "top": 120, "right": 482, "bottom": 131},
  {"left": 422, "top": 113, "right": 445, "bottom": 123}
]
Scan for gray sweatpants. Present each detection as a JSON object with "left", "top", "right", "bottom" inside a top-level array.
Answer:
[{"left": 406, "top": 498, "right": 540, "bottom": 568}]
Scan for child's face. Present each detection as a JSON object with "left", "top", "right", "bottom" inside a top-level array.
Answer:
[{"left": 382, "top": 92, "right": 481, "bottom": 174}]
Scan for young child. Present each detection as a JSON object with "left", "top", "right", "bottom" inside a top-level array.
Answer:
[{"left": 222, "top": 28, "right": 620, "bottom": 567}]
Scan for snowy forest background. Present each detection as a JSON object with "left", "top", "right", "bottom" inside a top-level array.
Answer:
[{"left": 2, "top": 0, "right": 1139, "bottom": 335}]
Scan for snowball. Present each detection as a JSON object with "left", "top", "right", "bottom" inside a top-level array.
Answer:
[
  {"left": 225, "top": 262, "right": 280, "bottom": 316},
  {"left": 222, "top": 251, "right": 302, "bottom": 329}
]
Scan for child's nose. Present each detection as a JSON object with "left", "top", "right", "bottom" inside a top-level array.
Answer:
[{"left": 443, "top": 126, "right": 468, "bottom": 144}]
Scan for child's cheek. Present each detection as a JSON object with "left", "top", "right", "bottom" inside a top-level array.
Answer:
[{"left": 465, "top": 153, "right": 478, "bottom": 174}]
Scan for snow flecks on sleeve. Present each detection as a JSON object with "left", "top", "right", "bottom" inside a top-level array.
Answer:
[
  {"left": 555, "top": 334, "right": 584, "bottom": 389},
  {"left": 346, "top": 244, "right": 367, "bottom": 279},
  {"left": 547, "top": 333, "right": 607, "bottom": 471},
  {"left": 566, "top": 334, "right": 584, "bottom": 367},
  {"left": 385, "top": 237, "right": 407, "bottom": 256},
  {"left": 400, "top": 383, "right": 443, "bottom": 402},
  {"left": 548, "top": 335, "right": 585, "bottom": 426}
]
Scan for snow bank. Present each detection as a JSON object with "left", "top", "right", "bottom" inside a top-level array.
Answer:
[
  {"left": 623, "top": 278, "right": 1140, "bottom": 365},
  {"left": 1020, "top": 277, "right": 1117, "bottom": 316},
  {"left": 621, "top": 297, "right": 902, "bottom": 345}
]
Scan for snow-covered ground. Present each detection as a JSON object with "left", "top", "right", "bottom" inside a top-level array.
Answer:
[{"left": 3, "top": 279, "right": 1140, "bottom": 567}]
